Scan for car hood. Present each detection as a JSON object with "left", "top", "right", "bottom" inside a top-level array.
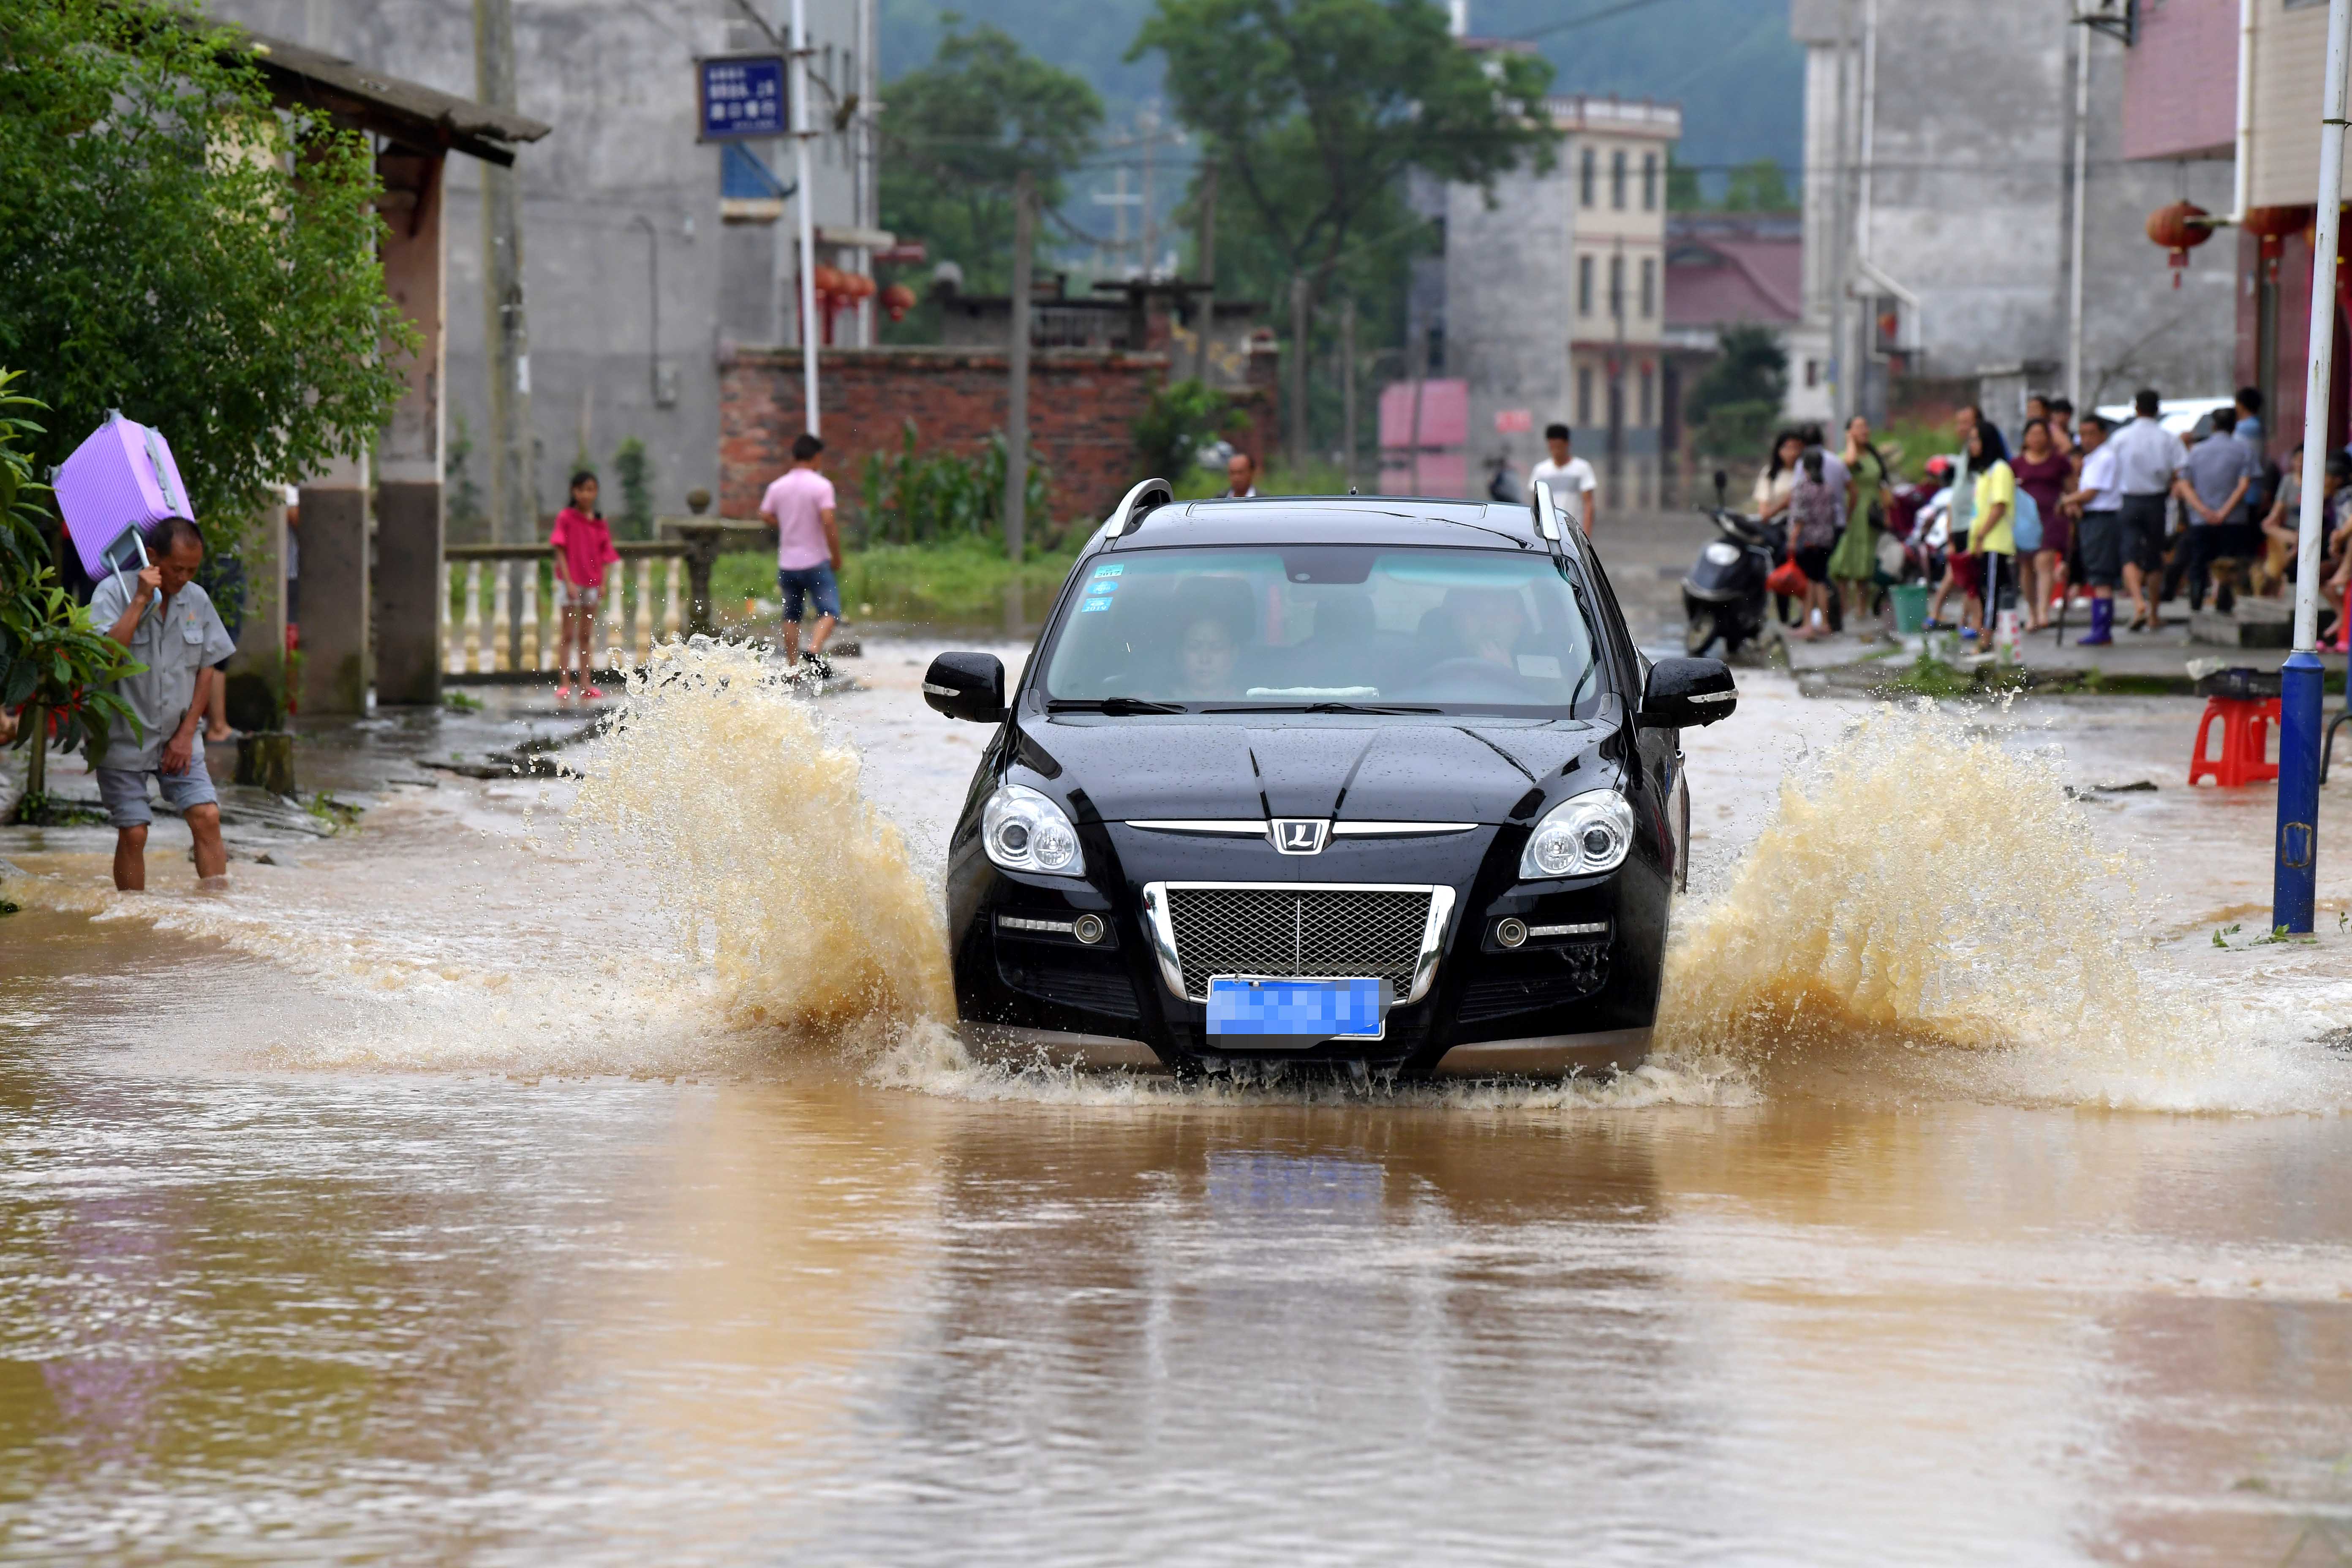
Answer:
[{"left": 1018, "top": 713, "right": 1616, "bottom": 825}]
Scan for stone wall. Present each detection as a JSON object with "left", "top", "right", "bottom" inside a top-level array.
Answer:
[{"left": 719, "top": 346, "right": 1278, "bottom": 533}]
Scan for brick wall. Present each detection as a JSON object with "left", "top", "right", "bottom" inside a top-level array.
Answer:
[
  {"left": 719, "top": 346, "right": 1279, "bottom": 533},
  {"left": 2122, "top": 0, "right": 2236, "bottom": 162}
]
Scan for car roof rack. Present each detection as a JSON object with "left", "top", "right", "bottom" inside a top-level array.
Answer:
[{"left": 1105, "top": 476, "right": 1173, "bottom": 541}]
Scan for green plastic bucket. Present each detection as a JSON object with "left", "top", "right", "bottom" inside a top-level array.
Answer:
[{"left": 1890, "top": 582, "right": 1930, "bottom": 634}]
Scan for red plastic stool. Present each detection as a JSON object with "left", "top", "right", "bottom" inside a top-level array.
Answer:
[{"left": 2188, "top": 696, "right": 2281, "bottom": 787}]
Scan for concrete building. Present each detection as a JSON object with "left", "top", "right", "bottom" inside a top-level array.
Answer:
[
  {"left": 206, "top": 0, "right": 879, "bottom": 540},
  {"left": 1405, "top": 89, "right": 1680, "bottom": 508},
  {"left": 2123, "top": 0, "right": 2352, "bottom": 456},
  {"left": 1790, "top": 0, "right": 2234, "bottom": 430}
]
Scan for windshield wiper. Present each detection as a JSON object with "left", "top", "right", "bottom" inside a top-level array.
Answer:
[
  {"left": 1202, "top": 702, "right": 1442, "bottom": 715},
  {"left": 1047, "top": 697, "right": 1189, "bottom": 714}
]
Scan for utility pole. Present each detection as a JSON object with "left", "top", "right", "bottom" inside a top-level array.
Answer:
[
  {"left": 1140, "top": 105, "right": 1159, "bottom": 278},
  {"left": 2067, "top": 21, "right": 2091, "bottom": 409},
  {"left": 2275, "top": 0, "right": 2352, "bottom": 934},
  {"left": 1288, "top": 274, "right": 1310, "bottom": 475},
  {"left": 1003, "top": 170, "right": 1034, "bottom": 635},
  {"left": 1192, "top": 161, "right": 1219, "bottom": 384},
  {"left": 1827, "top": 0, "right": 1854, "bottom": 425},
  {"left": 791, "top": 0, "right": 819, "bottom": 434},
  {"left": 1340, "top": 297, "right": 1357, "bottom": 490},
  {"left": 474, "top": 0, "right": 534, "bottom": 667}
]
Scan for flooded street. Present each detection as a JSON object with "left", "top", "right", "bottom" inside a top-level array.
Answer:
[{"left": 5, "top": 642, "right": 2352, "bottom": 1565}]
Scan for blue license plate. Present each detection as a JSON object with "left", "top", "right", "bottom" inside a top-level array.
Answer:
[{"left": 1205, "top": 976, "right": 1390, "bottom": 1045}]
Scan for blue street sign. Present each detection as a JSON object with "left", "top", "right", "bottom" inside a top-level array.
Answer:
[{"left": 698, "top": 55, "right": 786, "bottom": 141}]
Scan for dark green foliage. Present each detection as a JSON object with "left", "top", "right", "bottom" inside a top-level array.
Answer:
[
  {"left": 612, "top": 437, "right": 656, "bottom": 539},
  {"left": 0, "top": 370, "right": 140, "bottom": 763},
  {"left": 0, "top": 0, "right": 415, "bottom": 553},
  {"left": 879, "top": 21, "right": 1104, "bottom": 299},
  {"left": 1684, "top": 324, "right": 1790, "bottom": 458},
  {"left": 1134, "top": 0, "right": 1554, "bottom": 301},
  {"left": 1132, "top": 380, "right": 1247, "bottom": 481},
  {"left": 1720, "top": 158, "right": 1797, "bottom": 214},
  {"left": 858, "top": 422, "right": 1053, "bottom": 546}
]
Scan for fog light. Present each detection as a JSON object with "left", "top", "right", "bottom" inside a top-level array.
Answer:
[
  {"left": 1073, "top": 913, "right": 1106, "bottom": 945},
  {"left": 1495, "top": 917, "right": 1527, "bottom": 949}
]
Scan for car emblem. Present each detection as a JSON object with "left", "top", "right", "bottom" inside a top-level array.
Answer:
[{"left": 1270, "top": 818, "right": 1330, "bottom": 855}]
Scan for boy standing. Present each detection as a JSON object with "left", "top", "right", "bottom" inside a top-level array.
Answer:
[
  {"left": 89, "top": 516, "right": 234, "bottom": 891},
  {"left": 1528, "top": 423, "right": 1599, "bottom": 535},
  {"left": 760, "top": 432, "right": 842, "bottom": 677}
]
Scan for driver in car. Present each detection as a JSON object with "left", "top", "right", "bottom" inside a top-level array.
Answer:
[
  {"left": 1174, "top": 614, "right": 1241, "bottom": 700},
  {"left": 1452, "top": 589, "right": 1528, "bottom": 668}
]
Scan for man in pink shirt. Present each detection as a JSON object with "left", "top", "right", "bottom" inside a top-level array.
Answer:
[{"left": 759, "top": 432, "right": 842, "bottom": 676}]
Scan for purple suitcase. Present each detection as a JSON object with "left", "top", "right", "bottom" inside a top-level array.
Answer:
[{"left": 54, "top": 411, "right": 195, "bottom": 580}]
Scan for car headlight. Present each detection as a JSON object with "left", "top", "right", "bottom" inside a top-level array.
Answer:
[
  {"left": 983, "top": 783, "right": 1084, "bottom": 876},
  {"left": 1519, "top": 789, "right": 1634, "bottom": 879}
]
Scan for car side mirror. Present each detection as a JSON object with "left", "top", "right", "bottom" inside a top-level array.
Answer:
[
  {"left": 923, "top": 651, "right": 1006, "bottom": 723},
  {"left": 1640, "top": 656, "right": 1737, "bottom": 728}
]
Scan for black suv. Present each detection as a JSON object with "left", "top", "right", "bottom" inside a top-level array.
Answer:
[{"left": 922, "top": 480, "right": 1737, "bottom": 1078}]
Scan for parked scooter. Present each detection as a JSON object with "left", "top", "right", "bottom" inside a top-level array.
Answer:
[{"left": 1681, "top": 469, "right": 1781, "bottom": 657}]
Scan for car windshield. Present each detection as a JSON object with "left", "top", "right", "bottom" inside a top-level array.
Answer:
[{"left": 1040, "top": 545, "right": 1603, "bottom": 716}]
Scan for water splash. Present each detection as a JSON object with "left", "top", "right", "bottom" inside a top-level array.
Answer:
[
  {"left": 1655, "top": 700, "right": 2350, "bottom": 1112},
  {"left": 566, "top": 639, "right": 953, "bottom": 1037}
]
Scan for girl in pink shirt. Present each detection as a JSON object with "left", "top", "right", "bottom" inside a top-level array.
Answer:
[{"left": 547, "top": 471, "right": 620, "bottom": 700}]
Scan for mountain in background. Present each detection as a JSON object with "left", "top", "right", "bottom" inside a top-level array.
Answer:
[{"left": 878, "top": 0, "right": 1803, "bottom": 259}]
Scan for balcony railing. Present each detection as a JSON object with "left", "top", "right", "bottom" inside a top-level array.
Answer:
[{"left": 441, "top": 542, "right": 687, "bottom": 676}]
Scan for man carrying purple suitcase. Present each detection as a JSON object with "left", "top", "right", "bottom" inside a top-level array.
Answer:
[{"left": 88, "top": 517, "right": 234, "bottom": 891}]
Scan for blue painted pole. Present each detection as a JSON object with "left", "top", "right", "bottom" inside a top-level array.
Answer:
[
  {"left": 2276, "top": 652, "right": 2323, "bottom": 931},
  {"left": 2276, "top": 0, "right": 2352, "bottom": 935}
]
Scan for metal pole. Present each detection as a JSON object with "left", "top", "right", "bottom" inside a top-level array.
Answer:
[
  {"left": 2275, "top": 0, "right": 2352, "bottom": 935},
  {"left": 1003, "top": 170, "right": 1034, "bottom": 634},
  {"left": 1827, "top": 0, "right": 1853, "bottom": 424},
  {"left": 2069, "top": 19, "right": 2091, "bottom": 408},
  {"left": 791, "top": 0, "right": 819, "bottom": 436},
  {"left": 474, "top": 0, "right": 534, "bottom": 671},
  {"left": 632, "top": 215, "right": 659, "bottom": 406},
  {"left": 1341, "top": 296, "right": 1358, "bottom": 491},
  {"left": 1193, "top": 161, "right": 1219, "bottom": 384}
]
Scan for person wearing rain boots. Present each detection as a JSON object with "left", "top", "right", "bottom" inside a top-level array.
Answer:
[{"left": 2064, "top": 414, "right": 2122, "bottom": 644}]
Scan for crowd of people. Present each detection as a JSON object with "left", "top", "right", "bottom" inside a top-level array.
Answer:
[{"left": 1748, "top": 385, "right": 2352, "bottom": 648}]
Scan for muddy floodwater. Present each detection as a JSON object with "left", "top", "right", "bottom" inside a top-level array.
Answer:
[{"left": 4, "top": 640, "right": 2352, "bottom": 1566}]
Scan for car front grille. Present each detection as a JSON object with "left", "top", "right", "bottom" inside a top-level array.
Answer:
[{"left": 1159, "top": 885, "right": 1436, "bottom": 1002}]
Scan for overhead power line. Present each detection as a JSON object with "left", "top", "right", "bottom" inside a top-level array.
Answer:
[{"left": 1504, "top": 0, "right": 1688, "bottom": 44}]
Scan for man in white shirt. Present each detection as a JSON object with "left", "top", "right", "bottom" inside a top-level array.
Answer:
[
  {"left": 1225, "top": 451, "right": 1260, "bottom": 498},
  {"left": 1528, "top": 423, "right": 1598, "bottom": 535},
  {"left": 2062, "top": 414, "right": 2123, "bottom": 643},
  {"left": 2105, "top": 387, "right": 2190, "bottom": 629}
]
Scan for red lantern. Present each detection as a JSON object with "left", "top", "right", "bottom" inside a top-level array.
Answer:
[
  {"left": 812, "top": 264, "right": 842, "bottom": 297},
  {"left": 2242, "top": 204, "right": 2308, "bottom": 282},
  {"left": 882, "top": 282, "right": 917, "bottom": 321},
  {"left": 853, "top": 272, "right": 878, "bottom": 299},
  {"left": 2146, "top": 201, "right": 2213, "bottom": 288}
]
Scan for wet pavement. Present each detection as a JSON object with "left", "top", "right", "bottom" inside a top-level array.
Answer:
[{"left": 3, "top": 629, "right": 2352, "bottom": 1565}]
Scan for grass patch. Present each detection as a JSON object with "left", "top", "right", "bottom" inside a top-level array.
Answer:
[
  {"left": 708, "top": 536, "right": 1089, "bottom": 631},
  {"left": 8, "top": 791, "right": 111, "bottom": 828}
]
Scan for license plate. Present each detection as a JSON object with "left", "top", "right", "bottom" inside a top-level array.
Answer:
[{"left": 1205, "top": 976, "right": 1390, "bottom": 1048}]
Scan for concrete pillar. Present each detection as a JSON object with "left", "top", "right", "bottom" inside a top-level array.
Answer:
[
  {"left": 299, "top": 452, "right": 371, "bottom": 716},
  {"left": 373, "top": 149, "right": 447, "bottom": 706},
  {"left": 233, "top": 499, "right": 288, "bottom": 692}
]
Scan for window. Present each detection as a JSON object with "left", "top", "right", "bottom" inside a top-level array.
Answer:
[
  {"left": 1642, "top": 151, "right": 1658, "bottom": 211},
  {"left": 1580, "top": 147, "right": 1596, "bottom": 207},
  {"left": 1608, "top": 255, "right": 1625, "bottom": 318},
  {"left": 1639, "top": 256, "right": 1656, "bottom": 319},
  {"left": 1611, "top": 149, "right": 1627, "bottom": 210},
  {"left": 1577, "top": 366, "right": 1593, "bottom": 427},
  {"left": 1639, "top": 368, "right": 1654, "bottom": 427},
  {"left": 1577, "top": 255, "right": 1594, "bottom": 316}
]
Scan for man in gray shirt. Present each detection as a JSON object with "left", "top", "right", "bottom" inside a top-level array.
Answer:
[
  {"left": 2174, "top": 404, "right": 2262, "bottom": 612},
  {"left": 2106, "top": 388, "right": 2189, "bottom": 629},
  {"left": 88, "top": 515, "right": 235, "bottom": 890}
]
